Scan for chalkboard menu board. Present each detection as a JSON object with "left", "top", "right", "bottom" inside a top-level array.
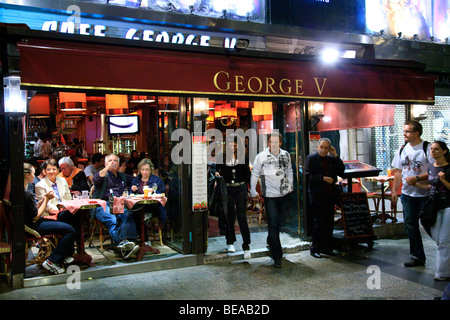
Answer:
[{"left": 339, "top": 192, "right": 374, "bottom": 239}]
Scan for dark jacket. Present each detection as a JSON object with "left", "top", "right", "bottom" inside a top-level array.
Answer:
[
  {"left": 305, "top": 152, "right": 345, "bottom": 204},
  {"left": 130, "top": 174, "right": 165, "bottom": 195}
]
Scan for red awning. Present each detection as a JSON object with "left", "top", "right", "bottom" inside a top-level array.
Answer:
[{"left": 18, "top": 38, "right": 435, "bottom": 103}]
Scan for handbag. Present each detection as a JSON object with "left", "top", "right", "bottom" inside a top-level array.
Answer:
[{"left": 419, "top": 196, "right": 438, "bottom": 228}]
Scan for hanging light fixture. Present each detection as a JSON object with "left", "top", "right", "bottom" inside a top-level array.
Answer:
[
  {"left": 252, "top": 102, "right": 273, "bottom": 121},
  {"left": 129, "top": 95, "right": 155, "bottom": 103},
  {"left": 106, "top": 94, "right": 128, "bottom": 115},
  {"left": 59, "top": 92, "right": 87, "bottom": 112},
  {"left": 29, "top": 94, "right": 50, "bottom": 116},
  {"left": 219, "top": 103, "right": 237, "bottom": 126}
]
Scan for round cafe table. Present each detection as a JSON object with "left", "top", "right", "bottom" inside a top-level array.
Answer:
[
  {"left": 125, "top": 196, "right": 161, "bottom": 260},
  {"left": 58, "top": 199, "right": 107, "bottom": 267},
  {"left": 364, "top": 175, "right": 395, "bottom": 223}
]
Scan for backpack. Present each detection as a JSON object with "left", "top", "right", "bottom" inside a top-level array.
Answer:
[{"left": 399, "top": 140, "right": 429, "bottom": 157}]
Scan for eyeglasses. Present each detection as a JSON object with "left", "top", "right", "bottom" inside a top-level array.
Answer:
[{"left": 403, "top": 130, "right": 416, "bottom": 134}]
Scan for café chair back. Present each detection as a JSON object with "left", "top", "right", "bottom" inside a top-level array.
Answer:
[
  {"left": 24, "top": 224, "right": 59, "bottom": 267},
  {"left": 0, "top": 200, "right": 11, "bottom": 284}
]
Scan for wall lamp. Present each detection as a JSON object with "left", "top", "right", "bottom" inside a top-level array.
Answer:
[
  {"left": 379, "top": 30, "right": 384, "bottom": 37},
  {"left": 397, "top": 32, "right": 402, "bottom": 38},
  {"left": 310, "top": 102, "right": 324, "bottom": 127},
  {"left": 413, "top": 34, "right": 418, "bottom": 41},
  {"left": 3, "top": 76, "right": 27, "bottom": 115},
  {"left": 412, "top": 104, "right": 427, "bottom": 120},
  {"left": 321, "top": 48, "right": 339, "bottom": 64},
  {"left": 235, "top": 38, "right": 250, "bottom": 51}
]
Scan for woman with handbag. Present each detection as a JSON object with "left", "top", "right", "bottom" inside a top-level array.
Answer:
[{"left": 418, "top": 141, "right": 450, "bottom": 281}]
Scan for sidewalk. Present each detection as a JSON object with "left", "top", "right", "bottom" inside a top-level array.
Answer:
[{"left": 0, "top": 226, "right": 448, "bottom": 301}]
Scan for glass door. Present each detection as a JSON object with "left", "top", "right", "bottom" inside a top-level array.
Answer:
[{"left": 282, "top": 101, "right": 307, "bottom": 238}]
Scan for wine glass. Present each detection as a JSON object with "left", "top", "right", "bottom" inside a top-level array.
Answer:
[{"left": 151, "top": 183, "right": 158, "bottom": 194}]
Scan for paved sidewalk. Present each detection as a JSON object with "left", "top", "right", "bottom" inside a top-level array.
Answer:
[{"left": 0, "top": 230, "right": 448, "bottom": 301}]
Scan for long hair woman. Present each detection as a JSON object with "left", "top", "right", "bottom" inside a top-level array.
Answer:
[{"left": 421, "top": 141, "right": 450, "bottom": 281}]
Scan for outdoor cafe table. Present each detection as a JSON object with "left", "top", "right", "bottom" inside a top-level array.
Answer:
[
  {"left": 364, "top": 175, "right": 395, "bottom": 223},
  {"left": 124, "top": 194, "right": 167, "bottom": 260},
  {"left": 58, "top": 198, "right": 107, "bottom": 267}
]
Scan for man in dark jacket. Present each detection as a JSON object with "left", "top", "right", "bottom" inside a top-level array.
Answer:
[
  {"left": 305, "top": 138, "right": 345, "bottom": 258},
  {"left": 92, "top": 153, "right": 138, "bottom": 259}
]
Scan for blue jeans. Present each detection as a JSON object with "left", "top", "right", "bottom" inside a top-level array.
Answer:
[
  {"left": 401, "top": 194, "right": 428, "bottom": 263},
  {"left": 263, "top": 195, "right": 289, "bottom": 262},
  {"left": 93, "top": 205, "right": 137, "bottom": 244},
  {"left": 34, "top": 219, "right": 78, "bottom": 265}
]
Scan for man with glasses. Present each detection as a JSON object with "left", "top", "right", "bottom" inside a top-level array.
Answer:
[{"left": 391, "top": 120, "right": 433, "bottom": 267}]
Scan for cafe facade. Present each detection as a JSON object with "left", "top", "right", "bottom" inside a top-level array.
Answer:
[{"left": 0, "top": 1, "right": 437, "bottom": 287}]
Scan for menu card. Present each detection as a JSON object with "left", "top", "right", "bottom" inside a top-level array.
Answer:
[{"left": 192, "top": 134, "right": 208, "bottom": 212}]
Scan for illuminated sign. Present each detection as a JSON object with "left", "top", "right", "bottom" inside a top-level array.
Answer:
[
  {"left": 365, "top": 0, "right": 450, "bottom": 42},
  {"left": 41, "top": 21, "right": 220, "bottom": 47},
  {"left": 41, "top": 20, "right": 241, "bottom": 49}
]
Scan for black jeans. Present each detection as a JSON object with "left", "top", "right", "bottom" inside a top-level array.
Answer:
[
  {"left": 309, "top": 194, "right": 335, "bottom": 254},
  {"left": 263, "top": 195, "right": 288, "bottom": 262},
  {"left": 225, "top": 184, "right": 251, "bottom": 250}
]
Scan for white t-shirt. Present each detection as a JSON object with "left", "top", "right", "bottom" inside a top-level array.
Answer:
[
  {"left": 250, "top": 148, "right": 294, "bottom": 198},
  {"left": 391, "top": 141, "right": 434, "bottom": 197}
]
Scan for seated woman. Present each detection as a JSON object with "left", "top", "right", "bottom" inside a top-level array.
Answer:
[
  {"left": 130, "top": 158, "right": 167, "bottom": 225},
  {"left": 35, "top": 158, "right": 79, "bottom": 229},
  {"left": 24, "top": 163, "right": 78, "bottom": 275}
]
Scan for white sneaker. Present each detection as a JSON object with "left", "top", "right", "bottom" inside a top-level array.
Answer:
[
  {"left": 123, "top": 244, "right": 140, "bottom": 260},
  {"left": 117, "top": 240, "right": 135, "bottom": 252},
  {"left": 227, "top": 244, "right": 236, "bottom": 253},
  {"left": 243, "top": 250, "right": 251, "bottom": 259},
  {"left": 42, "top": 259, "right": 65, "bottom": 274},
  {"left": 64, "top": 256, "right": 74, "bottom": 264}
]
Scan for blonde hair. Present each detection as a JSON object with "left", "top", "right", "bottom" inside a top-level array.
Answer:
[
  {"left": 138, "top": 158, "right": 155, "bottom": 175},
  {"left": 23, "top": 163, "right": 35, "bottom": 179}
]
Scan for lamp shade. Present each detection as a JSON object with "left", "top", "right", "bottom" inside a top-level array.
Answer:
[
  {"left": 252, "top": 102, "right": 272, "bottom": 121},
  {"left": 220, "top": 104, "right": 236, "bottom": 117},
  {"left": 59, "top": 92, "right": 86, "bottom": 104},
  {"left": 29, "top": 94, "right": 50, "bottom": 115},
  {"left": 3, "top": 76, "right": 27, "bottom": 114},
  {"left": 59, "top": 92, "right": 87, "bottom": 112},
  {"left": 106, "top": 94, "right": 128, "bottom": 115}
]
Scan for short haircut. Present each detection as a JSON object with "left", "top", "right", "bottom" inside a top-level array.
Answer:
[
  {"left": 58, "top": 156, "right": 74, "bottom": 167},
  {"left": 267, "top": 132, "right": 282, "bottom": 143},
  {"left": 43, "top": 158, "right": 59, "bottom": 170},
  {"left": 318, "top": 137, "right": 331, "bottom": 146},
  {"left": 105, "top": 153, "right": 119, "bottom": 162},
  {"left": 91, "top": 153, "right": 105, "bottom": 164},
  {"left": 405, "top": 120, "right": 423, "bottom": 136}
]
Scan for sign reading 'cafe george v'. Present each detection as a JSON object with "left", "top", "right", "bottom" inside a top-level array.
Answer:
[{"left": 17, "top": 17, "right": 434, "bottom": 103}]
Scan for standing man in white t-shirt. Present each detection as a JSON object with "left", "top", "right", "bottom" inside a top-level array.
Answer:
[
  {"left": 391, "top": 120, "right": 434, "bottom": 267},
  {"left": 250, "top": 132, "right": 294, "bottom": 268}
]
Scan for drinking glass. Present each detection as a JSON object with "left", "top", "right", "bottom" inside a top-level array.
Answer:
[{"left": 151, "top": 183, "right": 158, "bottom": 194}]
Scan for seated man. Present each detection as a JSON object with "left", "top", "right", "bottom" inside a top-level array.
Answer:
[
  {"left": 92, "top": 153, "right": 138, "bottom": 259},
  {"left": 58, "top": 157, "right": 90, "bottom": 193},
  {"left": 84, "top": 153, "right": 105, "bottom": 187}
]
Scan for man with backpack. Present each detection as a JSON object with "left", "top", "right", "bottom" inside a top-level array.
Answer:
[{"left": 391, "top": 120, "right": 434, "bottom": 267}]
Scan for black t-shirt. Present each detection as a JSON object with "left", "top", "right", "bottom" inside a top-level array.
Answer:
[
  {"left": 428, "top": 164, "right": 450, "bottom": 211},
  {"left": 24, "top": 190, "right": 39, "bottom": 226}
]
